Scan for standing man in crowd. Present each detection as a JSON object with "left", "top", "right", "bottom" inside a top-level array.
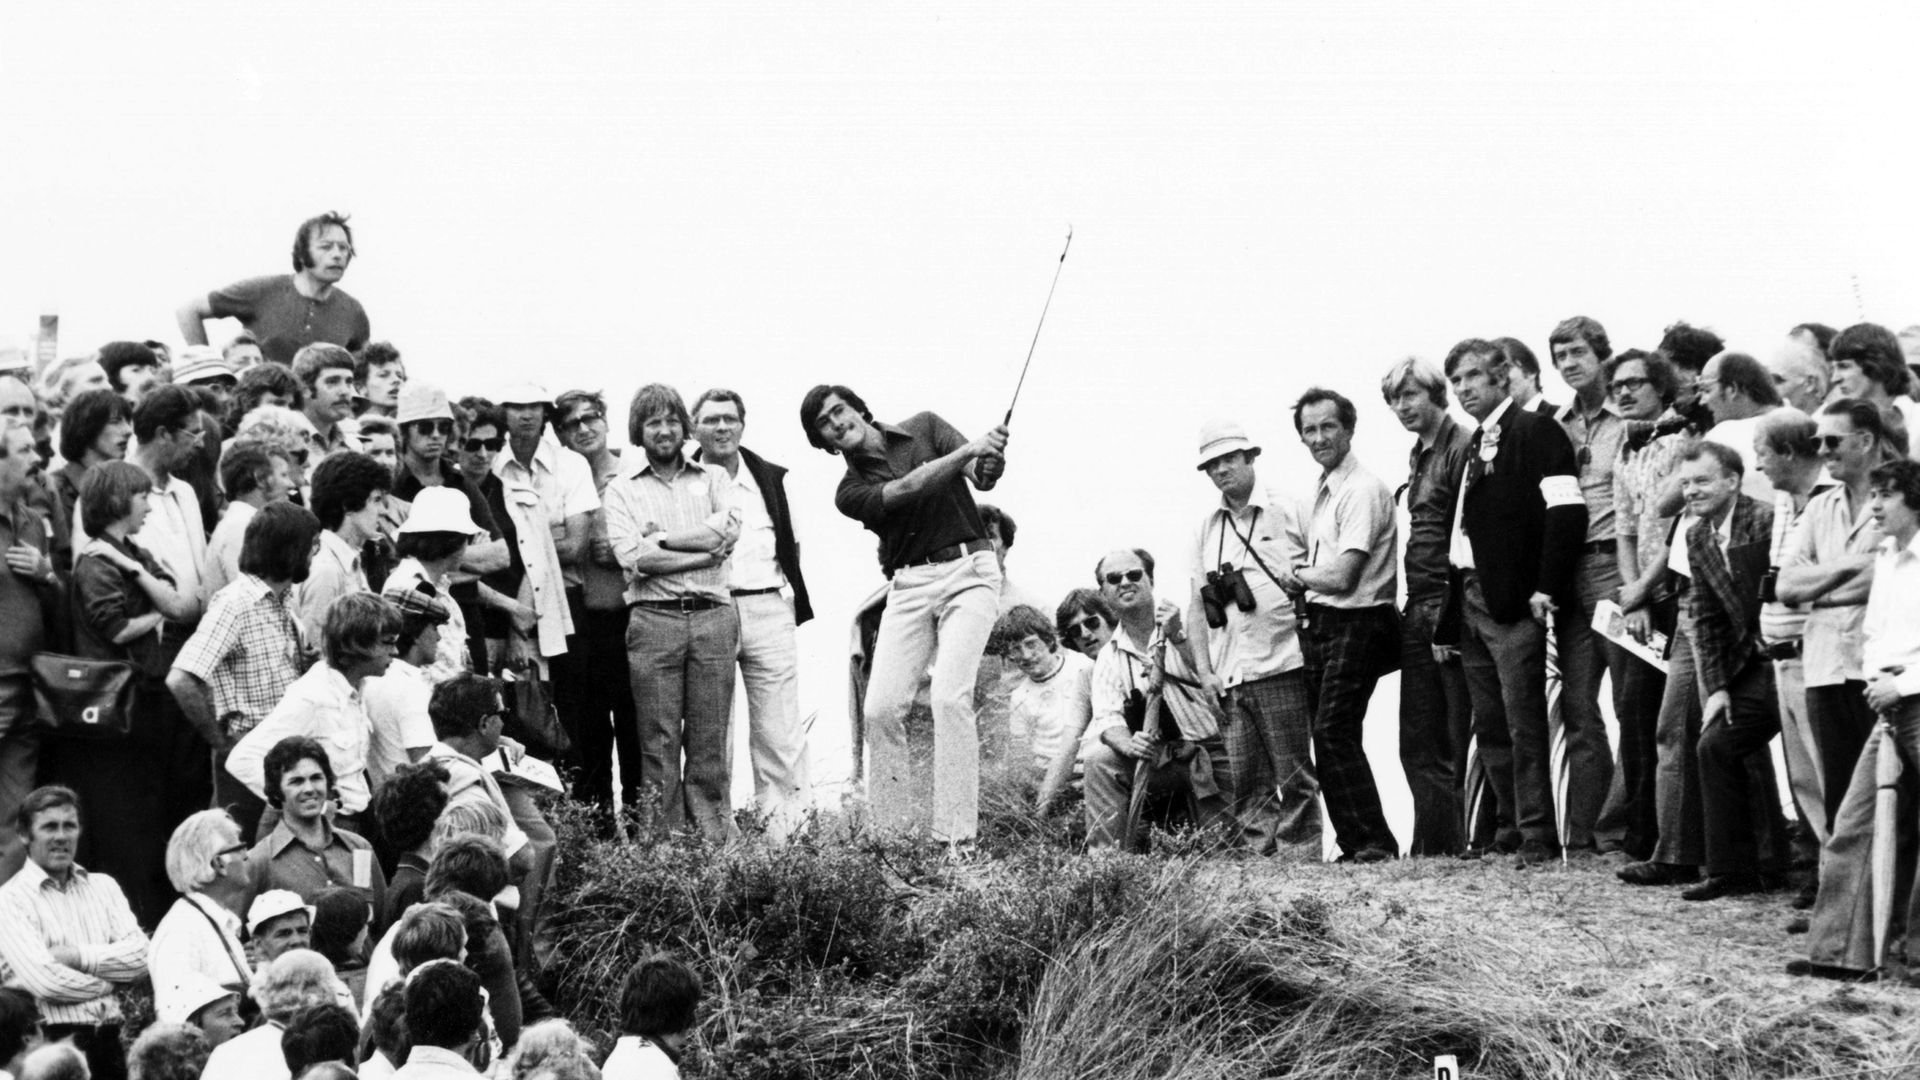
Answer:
[
  {"left": 691, "top": 388, "right": 816, "bottom": 829},
  {"left": 1186, "top": 419, "right": 1317, "bottom": 854},
  {"left": 1281, "top": 388, "right": 1399, "bottom": 863},
  {"left": 0, "top": 421, "right": 56, "bottom": 881},
  {"left": 168, "top": 502, "right": 320, "bottom": 838},
  {"left": 1778, "top": 400, "right": 1897, "bottom": 833},
  {"left": 1382, "top": 358, "right": 1474, "bottom": 855},
  {"left": 1548, "top": 316, "right": 1627, "bottom": 856},
  {"left": 554, "top": 390, "right": 641, "bottom": 814},
  {"left": 293, "top": 344, "right": 362, "bottom": 459},
  {"left": 1083, "top": 548, "right": 1233, "bottom": 849},
  {"left": 603, "top": 384, "right": 742, "bottom": 843},
  {"left": 1678, "top": 443, "right": 1785, "bottom": 900},
  {"left": 0, "top": 786, "right": 149, "bottom": 1080},
  {"left": 1445, "top": 339, "right": 1587, "bottom": 865},
  {"left": 802, "top": 384, "right": 1005, "bottom": 852},
  {"left": 176, "top": 211, "right": 371, "bottom": 367}
]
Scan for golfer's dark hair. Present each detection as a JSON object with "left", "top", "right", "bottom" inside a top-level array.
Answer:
[
  {"left": 1094, "top": 548, "right": 1156, "bottom": 584},
  {"left": 1831, "top": 322, "right": 1912, "bottom": 397},
  {"left": 58, "top": 389, "right": 131, "bottom": 464},
  {"left": 627, "top": 383, "right": 692, "bottom": 445},
  {"left": 309, "top": 451, "right": 391, "bottom": 530},
  {"left": 1656, "top": 321, "right": 1725, "bottom": 375},
  {"left": 799, "top": 384, "right": 872, "bottom": 453},
  {"left": 263, "top": 736, "right": 335, "bottom": 810},
  {"left": 1869, "top": 458, "right": 1920, "bottom": 510},
  {"left": 1549, "top": 316, "right": 1613, "bottom": 362},
  {"left": 292, "top": 211, "right": 355, "bottom": 272},
  {"left": 618, "top": 953, "right": 702, "bottom": 1038},
  {"left": 240, "top": 501, "right": 324, "bottom": 582},
  {"left": 1292, "top": 387, "right": 1357, "bottom": 434}
]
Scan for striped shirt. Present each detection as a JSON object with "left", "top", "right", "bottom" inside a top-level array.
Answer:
[
  {"left": 171, "top": 574, "right": 305, "bottom": 739},
  {"left": 1089, "top": 614, "right": 1223, "bottom": 749},
  {"left": 0, "top": 860, "right": 149, "bottom": 1025},
  {"left": 602, "top": 454, "right": 740, "bottom": 604}
]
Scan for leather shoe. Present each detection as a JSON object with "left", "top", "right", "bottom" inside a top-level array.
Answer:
[
  {"left": 1785, "top": 959, "right": 1872, "bottom": 982},
  {"left": 1681, "top": 873, "right": 1767, "bottom": 902},
  {"left": 1617, "top": 861, "right": 1700, "bottom": 886}
]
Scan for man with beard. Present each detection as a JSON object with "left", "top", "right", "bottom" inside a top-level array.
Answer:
[
  {"left": 177, "top": 212, "right": 371, "bottom": 367},
  {"left": 603, "top": 384, "right": 742, "bottom": 843}
]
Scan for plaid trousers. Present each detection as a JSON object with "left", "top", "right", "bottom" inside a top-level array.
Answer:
[
  {"left": 1301, "top": 604, "right": 1399, "bottom": 857},
  {"left": 1225, "top": 668, "right": 1321, "bottom": 853}
]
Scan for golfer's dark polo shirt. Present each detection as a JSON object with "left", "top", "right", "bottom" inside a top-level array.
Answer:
[{"left": 835, "top": 412, "right": 989, "bottom": 576}]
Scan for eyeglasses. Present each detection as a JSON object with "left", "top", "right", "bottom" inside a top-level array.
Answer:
[
  {"left": 1102, "top": 569, "right": 1146, "bottom": 586},
  {"left": 1609, "top": 377, "right": 1652, "bottom": 396},
  {"left": 558, "top": 411, "right": 604, "bottom": 433},
  {"left": 462, "top": 436, "right": 506, "bottom": 453},
  {"left": 413, "top": 420, "right": 455, "bottom": 437},
  {"left": 1064, "top": 614, "right": 1104, "bottom": 638}
]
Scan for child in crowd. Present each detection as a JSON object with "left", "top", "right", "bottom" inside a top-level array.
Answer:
[
  {"left": 990, "top": 605, "right": 1095, "bottom": 812},
  {"left": 602, "top": 954, "right": 703, "bottom": 1080}
]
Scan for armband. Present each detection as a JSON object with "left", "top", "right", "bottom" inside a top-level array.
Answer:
[{"left": 1540, "top": 475, "right": 1582, "bottom": 508}]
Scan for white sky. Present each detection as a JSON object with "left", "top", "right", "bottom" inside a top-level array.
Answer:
[{"left": 5, "top": 2, "right": 1917, "bottom": 830}]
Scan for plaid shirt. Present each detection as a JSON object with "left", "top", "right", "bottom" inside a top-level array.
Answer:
[{"left": 172, "top": 574, "right": 304, "bottom": 738}]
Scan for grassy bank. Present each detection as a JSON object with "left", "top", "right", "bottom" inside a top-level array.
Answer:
[{"left": 538, "top": 788, "right": 1920, "bottom": 1079}]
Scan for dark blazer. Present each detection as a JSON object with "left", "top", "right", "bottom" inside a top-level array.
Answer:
[
  {"left": 1456, "top": 399, "right": 1587, "bottom": 625},
  {"left": 1687, "top": 494, "right": 1773, "bottom": 696},
  {"left": 694, "top": 445, "right": 814, "bottom": 624}
]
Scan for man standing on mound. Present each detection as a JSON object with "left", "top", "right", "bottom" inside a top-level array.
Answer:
[{"left": 801, "top": 384, "right": 1005, "bottom": 855}]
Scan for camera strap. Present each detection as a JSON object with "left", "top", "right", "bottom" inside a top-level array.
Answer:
[{"left": 1217, "top": 505, "right": 1290, "bottom": 594}]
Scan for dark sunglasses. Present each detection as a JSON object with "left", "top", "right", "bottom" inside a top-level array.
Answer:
[
  {"left": 1102, "top": 569, "right": 1146, "bottom": 586},
  {"left": 462, "top": 436, "right": 506, "bottom": 453},
  {"left": 1064, "top": 614, "right": 1104, "bottom": 638}
]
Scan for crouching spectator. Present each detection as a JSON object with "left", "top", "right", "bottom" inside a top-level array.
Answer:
[
  {"left": 987, "top": 605, "right": 1092, "bottom": 812},
  {"left": 1081, "top": 550, "right": 1235, "bottom": 850}
]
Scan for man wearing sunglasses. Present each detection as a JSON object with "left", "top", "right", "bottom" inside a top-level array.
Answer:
[
  {"left": 1776, "top": 399, "right": 1897, "bottom": 851},
  {"left": 801, "top": 384, "right": 1004, "bottom": 855}
]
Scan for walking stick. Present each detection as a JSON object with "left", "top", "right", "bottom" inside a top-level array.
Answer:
[
  {"left": 1119, "top": 630, "right": 1171, "bottom": 851},
  {"left": 1872, "top": 665, "right": 1906, "bottom": 973}
]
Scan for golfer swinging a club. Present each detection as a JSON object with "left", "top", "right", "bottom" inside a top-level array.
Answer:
[{"left": 801, "top": 384, "right": 1007, "bottom": 857}]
